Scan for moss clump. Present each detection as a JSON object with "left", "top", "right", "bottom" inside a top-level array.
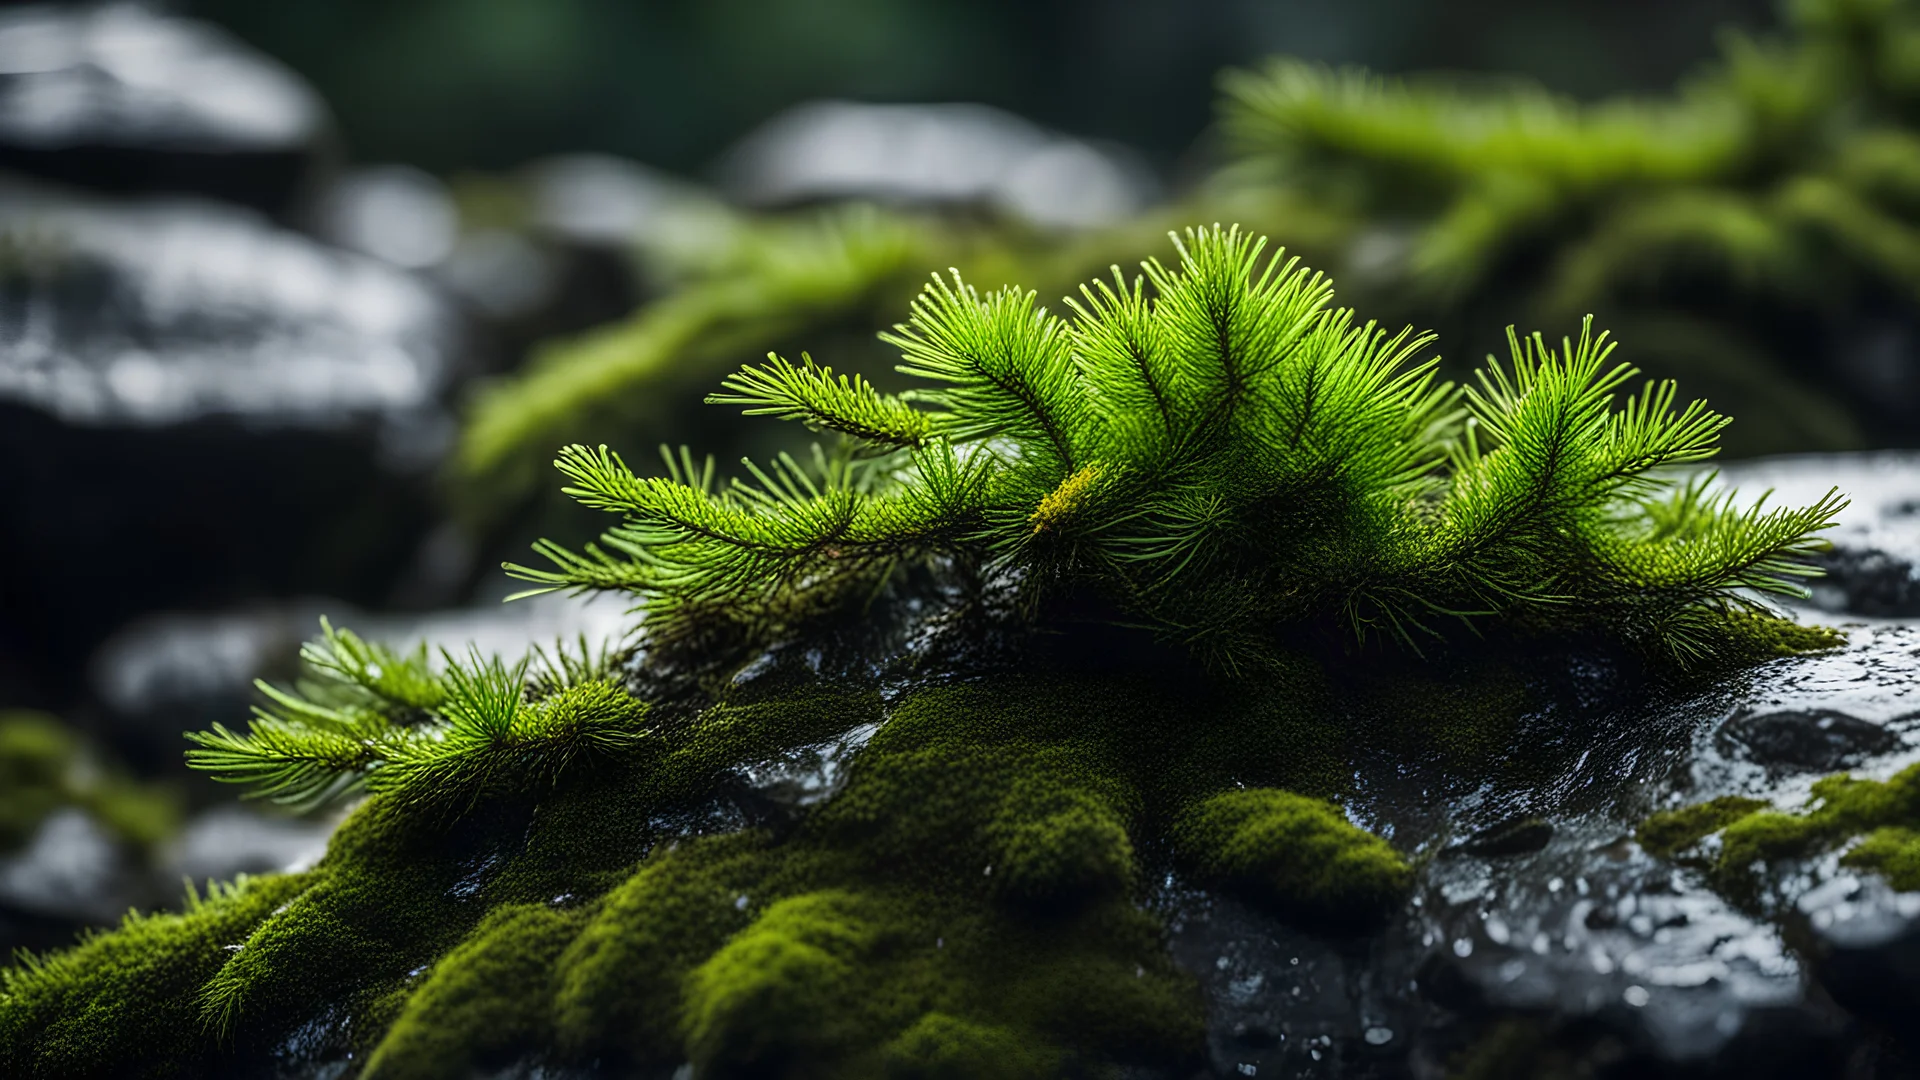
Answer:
[
  {"left": 0, "top": 874, "right": 311, "bottom": 1079},
  {"left": 681, "top": 889, "right": 886, "bottom": 1074},
  {"left": 1172, "top": 788, "right": 1413, "bottom": 927},
  {"left": 1635, "top": 795, "right": 1770, "bottom": 859},
  {"left": 361, "top": 902, "right": 591, "bottom": 1079},
  {"left": 881, "top": 1011, "right": 1058, "bottom": 1080},
  {"left": 1843, "top": 826, "right": 1920, "bottom": 890},
  {"left": 1644, "top": 763, "right": 1920, "bottom": 892},
  {"left": 0, "top": 711, "right": 179, "bottom": 852}
]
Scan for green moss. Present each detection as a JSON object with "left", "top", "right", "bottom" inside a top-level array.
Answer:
[
  {"left": 6, "top": 654, "right": 1601, "bottom": 1076},
  {"left": 682, "top": 889, "right": 887, "bottom": 1075},
  {"left": 1635, "top": 795, "right": 1769, "bottom": 858},
  {"left": 1173, "top": 788, "right": 1413, "bottom": 927},
  {"left": 881, "top": 1012, "right": 1057, "bottom": 1080},
  {"left": 981, "top": 781, "right": 1134, "bottom": 910},
  {"left": 0, "top": 711, "right": 179, "bottom": 852},
  {"left": 1645, "top": 762, "right": 1920, "bottom": 893},
  {"left": 362, "top": 903, "right": 591, "bottom": 1080},
  {"left": 553, "top": 832, "right": 770, "bottom": 1059},
  {"left": 1842, "top": 826, "right": 1920, "bottom": 889},
  {"left": 0, "top": 873, "right": 311, "bottom": 1079}
]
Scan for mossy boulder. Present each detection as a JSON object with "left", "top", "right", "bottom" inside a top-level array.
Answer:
[{"left": 1173, "top": 787, "right": 1412, "bottom": 928}]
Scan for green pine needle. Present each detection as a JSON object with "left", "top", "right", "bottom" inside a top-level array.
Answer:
[{"left": 507, "top": 224, "right": 1844, "bottom": 670}]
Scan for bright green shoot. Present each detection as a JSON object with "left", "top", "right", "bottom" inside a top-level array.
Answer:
[{"left": 505, "top": 224, "right": 1843, "bottom": 671}]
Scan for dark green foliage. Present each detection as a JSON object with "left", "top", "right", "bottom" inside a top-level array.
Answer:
[{"left": 511, "top": 225, "right": 1841, "bottom": 670}]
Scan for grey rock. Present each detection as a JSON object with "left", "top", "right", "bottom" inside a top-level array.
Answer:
[
  {"left": 312, "top": 165, "right": 458, "bottom": 271},
  {"left": 0, "top": 2, "right": 331, "bottom": 216},
  {"left": 0, "top": 807, "right": 133, "bottom": 923},
  {"left": 0, "top": 178, "right": 465, "bottom": 705},
  {"left": 718, "top": 100, "right": 1155, "bottom": 230},
  {"left": 1715, "top": 708, "right": 1903, "bottom": 773},
  {"left": 0, "top": 178, "right": 456, "bottom": 434},
  {"left": 163, "top": 805, "right": 335, "bottom": 885},
  {"left": 1718, "top": 453, "right": 1920, "bottom": 617}
]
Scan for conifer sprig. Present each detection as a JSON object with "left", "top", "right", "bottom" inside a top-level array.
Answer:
[
  {"left": 509, "top": 224, "right": 1840, "bottom": 669},
  {"left": 184, "top": 635, "right": 651, "bottom": 812}
]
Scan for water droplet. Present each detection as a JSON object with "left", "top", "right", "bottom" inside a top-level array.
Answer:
[
  {"left": 1623, "top": 985, "right": 1650, "bottom": 1007},
  {"left": 1453, "top": 938, "right": 1473, "bottom": 958},
  {"left": 734, "top": 894, "right": 749, "bottom": 911},
  {"left": 1364, "top": 1026, "right": 1393, "bottom": 1046}
]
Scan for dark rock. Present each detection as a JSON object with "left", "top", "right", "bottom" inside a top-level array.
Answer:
[
  {"left": 718, "top": 100, "right": 1155, "bottom": 230},
  {"left": 0, "top": 3, "right": 332, "bottom": 217},
  {"left": 1457, "top": 816, "right": 1555, "bottom": 857},
  {"left": 1715, "top": 708, "right": 1903, "bottom": 773},
  {"left": 0, "top": 178, "right": 464, "bottom": 708},
  {"left": 1718, "top": 453, "right": 1920, "bottom": 618},
  {"left": 1152, "top": 614, "right": 1920, "bottom": 1079}
]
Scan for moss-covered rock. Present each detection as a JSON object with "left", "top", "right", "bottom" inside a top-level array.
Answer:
[
  {"left": 1172, "top": 787, "right": 1413, "bottom": 927},
  {"left": 1642, "top": 761, "right": 1920, "bottom": 892},
  {"left": 4, "top": 643, "right": 1697, "bottom": 1077},
  {"left": 0, "top": 873, "right": 311, "bottom": 1079},
  {"left": 1635, "top": 795, "right": 1770, "bottom": 859}
]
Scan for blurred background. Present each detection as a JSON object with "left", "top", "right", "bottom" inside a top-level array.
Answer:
[{"left": 2, "top": 0, "right": 1909, "bottom": 953}]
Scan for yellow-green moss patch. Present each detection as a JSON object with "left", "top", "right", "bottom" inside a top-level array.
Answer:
[{"left": 1173, "top": 787, "right": 1413, "bottom": 927}]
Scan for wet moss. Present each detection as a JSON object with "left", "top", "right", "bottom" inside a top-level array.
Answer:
[
  {"left": 681, "top": 889, "right": 889, "bottom": 1075},
  {"left": 881, "top": 1011, "right": 1057, "bottom": 1079},
  {"left": 0, "top": 873, "right": 311, "bottom": 1079},
  {"left": 553, "top": 832, "right": 772, "bottom": 1059},
  {"left": 1173, "top": 788, "right": 1413, "bottom": 927},
  {"left": 1645, "top": 762, "right": 1920, "bottom": 892},
  {"left": 1843, "top": 826, "right": 1920, "bottom": 890},
  {"left": 362, "top": 902, "right": 592, "bottom": 1080},
  {"left": 1635, "top": 795, "right": 1770, "bottom": 859},
  {"left": 3, "top": 654, "right": 1604, "bottom": 1076}
]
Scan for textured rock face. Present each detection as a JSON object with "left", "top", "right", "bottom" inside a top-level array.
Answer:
[
  {"left": 1156, "top": 455, "right": 1920, "bottom": 1078},
  {"left": 12, "top": 456, "right": 1920, "bottom": 1079},
  {"left": 0, "top": 3, "right": 331, "bottom": 217},
  {"left": 0, "top": 178, "right": 463, "bottom": 706}
]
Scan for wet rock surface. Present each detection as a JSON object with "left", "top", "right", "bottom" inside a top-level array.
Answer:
[
  {"left": 1136, "top": 456, "right": 1920, "bottom": 1078},
  {"left": 1720, "top": 453, "right": 1920, "bottom": 618},
  {"left": 0, "top": 177, "right": 465, "bottom": 705},
  {"left": 0, "top": 3, "right": 331, "bottom": 217}
]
